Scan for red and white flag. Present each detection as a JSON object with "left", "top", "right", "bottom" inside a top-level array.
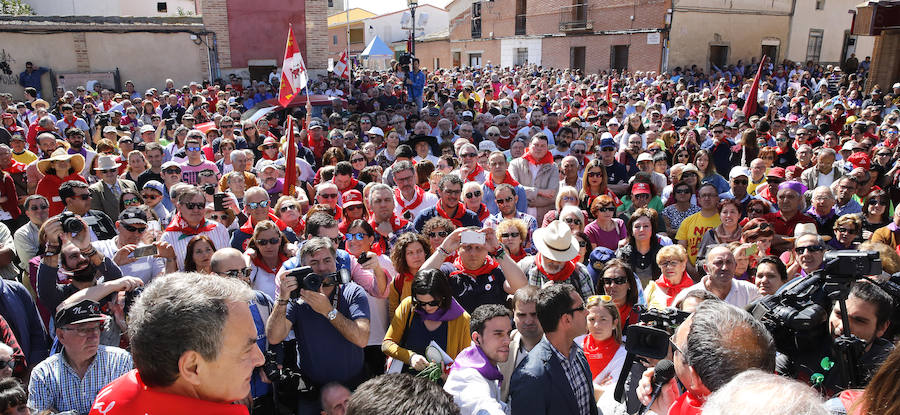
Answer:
[
  {"left": 278, "top": 25, "right": 308, "bottom": 108},
  {"left": 333, "top": 50, "right": 350, "bottom": 80}
]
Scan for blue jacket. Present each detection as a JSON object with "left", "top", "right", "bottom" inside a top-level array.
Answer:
[
  {"left": 412, "top": 205, "right": 482, "bottom": 233},
  {"left": 19, "top": 67, "right": 48, "bottom": 92},
  {"left": 0, "top": 279, "right": 50, "bottom": 365},
  {"left": 407, "top": 70, "right": 425, "bottom": 99},
  {"left": 509, "top": 338, "right": 598, "bottom": 415}
]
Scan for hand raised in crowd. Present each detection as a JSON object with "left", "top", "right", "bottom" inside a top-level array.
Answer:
[
  {"left": 439, "top": 227, "right": 468, "bottom": 253},
  {"left": 223, "top": 192, "right": 240, "bottom": 213},
  {"left": 154, "top": 241, "right": 176, "bottom": 261},
  {"left": 108, "top": 276, "right": 144, "bottom": 293},
  {"left": 113, "top": 244, "right": 139, "bottom": 266},
  {"left": 357, "top": 252, "right": 381, "bottom": 273}
]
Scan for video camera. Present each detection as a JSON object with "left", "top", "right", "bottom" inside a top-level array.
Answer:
[
  {"left": 287, "top": 266, "right": 350, "bottom": 299},
  {"left": 398, "top": 53, "right": 412, "bottom": 72}
]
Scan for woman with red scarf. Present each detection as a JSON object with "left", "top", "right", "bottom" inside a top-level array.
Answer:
[
  {"left": 388, "top": 233, "right": 432, "bottom": 317},
  {"left": 495, "top": 219, "right": 530, "bottom": 263},
  {"left": 583, "top": 295, "right": 627, "bottom": 385},
  {"left": 35, "top": 149, "right": 87, "bottom": 216},
  {"left": 579, "top": 159, "right": 621, "bottom": 217},
  {"left": 230, "top": 187, "right": 300, "bottom": 251},
  {"left": 247, "top": 220, "right": 292, "bottom": 300},
  {"left": 596, "top": 259, "right": 641, "bottom": 332},
  {"left": 643, "top": 245, "right": 695, "bottom": 309}
]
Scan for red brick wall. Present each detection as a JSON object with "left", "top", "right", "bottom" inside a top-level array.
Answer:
[
  {"left": 542, "top": 34, "right": 662, "bottom": 72},
  {"left": 221, "top": 0, "right": 307, "bottom": 69},
  {"left": 200, "top": 0, "right": 232, "bottom": 68},
  {"left": 415, "top": 39, "right": 453, "bottom": 70}
]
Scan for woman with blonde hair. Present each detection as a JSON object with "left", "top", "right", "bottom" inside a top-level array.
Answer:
[
  {"left": 582, "top": 295, "right": 627, "bottom": 387},
  {"left": 542, "top": 185, "right": 581, "bottom": 227},
  {"left": 644, "top": 244, "right": 694, "bottom": 308},
  {"left": 579, "top": 159, "right": 620, "bottom": 218},
  {"left": 388, "top": 232, "right": 432, "bottom": 317},
  {"left": 121, "top": 150, "right": 149, "bottom": 184},
  {"left": 496, "top": 218, "right": 530, "bottom": 263}
]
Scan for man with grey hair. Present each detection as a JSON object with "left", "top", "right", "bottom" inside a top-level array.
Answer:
[
  {"left": 368, "top": 183, "right": 412, "bottom": 255},
  {"left": 801, "top": 147, "right": 841, "bottom": 191},
  {"left": 637, "top": 300, "right": 776, "bottom": 414},
  {"left": 89, "top": 272, "right": 265, "bottom": 414},
  {"left": 267, "top": 236, "right": 371, "bottom": 414},
  {"left": 393, "top": 160, "right": 438, "bottom": 220},
  {"left": 703, "top": 370, "right": 828, "bottom": 415}
]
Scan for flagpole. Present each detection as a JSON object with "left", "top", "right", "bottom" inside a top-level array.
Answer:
[{"left": 345, "top": 2, "right": 352, "bottom": 89}]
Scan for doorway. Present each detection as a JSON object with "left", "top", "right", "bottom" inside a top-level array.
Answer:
[
  {"left": 571, "top": 46, "right": 586, "bottom": 73},
  {"left": 709, "top": 45, "right": 728, "bottom": 69},
  {"left": 610, "top": 45, "right": 628, "bottom": 71}
]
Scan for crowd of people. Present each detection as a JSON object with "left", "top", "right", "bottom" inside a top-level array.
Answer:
[{"left": 0, "top": 55, "right": 898, "bottom": 415}]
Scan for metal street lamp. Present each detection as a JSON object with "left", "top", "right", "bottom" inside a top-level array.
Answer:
[{"left": 408, "top": 0, "right": 418, "bottom": 55}]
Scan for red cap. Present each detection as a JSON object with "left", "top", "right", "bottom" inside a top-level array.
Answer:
[
  {"left": 342, "top": 190, "right": 364, "bottom": 209},
  {"left": 785, "top": 165, "right": 801, "bottom": 176},
  {"left": 767, "top": 167, "right": 786, "bottom": 179},
  {"left": 847, "top": 152, "right": 871, "bottom": 170},
  {"left": 1, "top": 113, "right": 12, "bottom": 119},
  {"left": 632, "top": 182, "right": 651, "bottom": 195}
]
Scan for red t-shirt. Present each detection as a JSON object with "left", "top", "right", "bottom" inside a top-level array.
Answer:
[{"left": 90, "top": 370, "right": 249, "bottom": 415}]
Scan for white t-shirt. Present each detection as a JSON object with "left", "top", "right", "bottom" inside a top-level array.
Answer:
[
  {"left": 672, "top": 277, "right": 761, "bottom": 308},
  {"left": 92, "top": 238, "right": 167, "bottom": 283}
]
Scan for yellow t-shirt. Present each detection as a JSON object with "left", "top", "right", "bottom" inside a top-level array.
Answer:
[
  {"left": 12, "top": 150, "right": 37, "bottom": 166},
  {"left": 747, "top": 177, "right": 766, "bottom": 196},
  {"left": 675, "top": 211, "right": 721, "bottom": 264}
]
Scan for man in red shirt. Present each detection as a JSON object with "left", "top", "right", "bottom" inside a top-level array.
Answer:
[{"left": 763, "top": 181, "right": 815, "bottom": 237}]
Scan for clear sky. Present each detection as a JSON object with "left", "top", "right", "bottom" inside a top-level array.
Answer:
[{"left": 346, "top": 0, "right": 452, "bottom": 15}]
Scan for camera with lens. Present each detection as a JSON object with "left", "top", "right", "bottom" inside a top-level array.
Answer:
[
  {"left": 58, "top": 211, "right": 84, "bottom": 234},
  {"left": 398, "top": 53, "right": 412, "bottom": 72},
  {"left": 624, "top": 305, "right": 691, "bottom": 359},
  {"left": 287, "top": 266, "right": 350, "bottom": 298},
  {"left": 96, "top": 113, "right": 110, "bottom": 127}
]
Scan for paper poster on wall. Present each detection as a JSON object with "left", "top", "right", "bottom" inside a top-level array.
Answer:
[{"left": 647, "top": 32, "right": 660, "bottom": 45}]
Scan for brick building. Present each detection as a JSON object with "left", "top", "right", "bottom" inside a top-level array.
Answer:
[{"left": 414, "top": 0, "right": 669, "bottom": 72}]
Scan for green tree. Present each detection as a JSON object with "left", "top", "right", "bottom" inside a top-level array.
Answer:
[{"left": 0, "top": 0, "right": 35, "bottom": 15}]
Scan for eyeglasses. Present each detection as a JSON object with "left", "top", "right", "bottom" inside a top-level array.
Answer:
[
  {"left": 748, "top": 208, "right": 765, "bottom": 215},
  {"left": 500, "top": 232, "right": 521, "bottom": 238},
  {"left": 29, "top": 204, "right": 49, "bottom": 211},
  {"left": 223, "top": 267, "right": 252, "bottom": 279},
  {"left": 182, "top": 202, "right": 205, "bottom": 210},
  {"left": 566, "top": 304, "right": 586, "bottom": 315},
  {"left": 660, "top": 260, "right": 682, "bottom": 268},
  {"left": 142, "top": 193, "right": 159, "bottom": 200},
  {"left": 263, "top": 144, "right": 278, "bottom": 150},
  {"left": 60, "top": 322, "right": 105, "bottom": 336},
  {"left": 598, "top": 206, "right": 616, "bottom": 213},
  {"left": 351, "top": 157, "right": 366, "bottom": 163},
  {"left": 465, "top": 190, "right": 482, "bottom": 199},
  {"left": 869, "top": 199, "right": 886, "bottom": 206},
  {"left": 186, "top": 146, "right": 202, "bottom": 152},
  {"left": 163, "top": 168, "right": 181, "bottom": 174},
  {"left": 563, "top": 217, "right": 582, "bottom": 225},
  {"left": 247, "top": 200, "right": 269, "bottom": 209},
  {"left": 712, "top": 130, "right": 724, "bottom": 134},
  {"left": 835, "top": 227, "right": 857, "bottom": 234},
  {"left": 280, "top": 204, "right": 298, "bottom": 212},
  {"left": 413, "top": 298, "right": 442, "bottom": 308},
  {"left": 426, "top": 231, "right": 450, "bottom": 238},
  {"left": 255, "top": 237, "right": 281, "bottom": 246},
  {"left": 561, "top": 196, "right": 577, "bottom": 203},
  {"left": 588, "top": 171, "right": 604, "bottom": 178},
  {"left": 670, "top": 334, "right": 684, "bottom": 356},
  {"left": 443, "top": 189, "right": 462, "bottom": 196},
  {"left": 795, "top": 245, "right": 825, "bottom": 254},
  {"left": 603, "top": 276, "right": 628, "bottom": 285},
  {"left": 0, "top": 359, "right": 14, "bottom": 370},
  {"left": 318, "top": 193, "right": 339, "bottom": 200},
  {"left": 633, "top": 193, "right": 650, "bottom": 199},
  {"left": 123, "top": 197, "right": 139, "bottom": 205},
  {"left": 345, "top": 232, "right": 371, "bottom": 241},
  {"left": 460, "top": 152, "right": 477, "bottom": 158}
]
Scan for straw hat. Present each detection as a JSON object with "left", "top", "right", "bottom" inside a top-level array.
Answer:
[
  {"left": 532, "top": 220, "right": 579, "bottom": 262},
  {"left": 37, "top": 148, "right": 85, "bottom": 175}
]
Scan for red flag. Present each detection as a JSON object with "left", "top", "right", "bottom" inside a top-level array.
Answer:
[
  {"left": 742, "top": 55, "right": 768, "bottom": 118},
  {"left": 333, "top": 50, "right": 350, "bottom": 80},
  {"left": 606, "top": 77, "right": 613, "bottom": 112},
  {"left": 284, "top": 116, "right": 297, "bottom": 197},
  {"left": 278, "top": 25, "right": 309, "bottom": 108}
]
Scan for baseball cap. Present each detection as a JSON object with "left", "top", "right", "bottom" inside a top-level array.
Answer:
[
  {"left": 55, "top": 299, "right": 109, "bottom": 328},
  {"left": 308, "top": 118, "right": 325, "bottom": 129},
  {"left": 119, "top": 206, "right": 148, "bottom": 225},
  {"left": 341, "top": 190, "right": 364, "bottom": 208},
  {"left": 606, "top": 118, "right": 620, "bottom": 126},
  {"left": 767, "top": 167, "right": 786, "bottom": 179},
  {"left": 729, "top": 166, "right": 750, "bottom": 179},
  {"left": 428, "top": 107, "right": 441, "bottom": 117},
  {"left": 258, "top": 160, "right": 278, "bottom": 172},
  {"left": 102, "top": 126, "right": 119, "bottom": 134},
  {"left": 841, "top": 140, "right": 858, "bottom": 152},
  {"left": 139, "top": 125, "right": 155, "bottom": 134},
  {"left": 847, "top": 152, "right": 871, "bottom": 170},
  {"left": 636, "top": 153, "right": 653, "bottom": 163},
  {"left": 367, "top": 127, "right": 384, "bottom": 137},
  {"left": 142, "top": 180, "right": 165, "bottom": 195},
  {"left": 632, "top": 182, "right": 651, "bottom": 195},
  {"left": 461, "top": 111, "right": 474, "bottom": 120},
  {"left": 479, "top": 141, "right": 499, "bottom": 153},
  {"left": 599, "top": 137, "right": 617, "bottom": 149},
  {"left": 161, "top": 161, "right": 181, "bottom": 171}
]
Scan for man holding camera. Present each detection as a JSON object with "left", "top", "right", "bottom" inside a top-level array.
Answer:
[
  {"left": 60, "top": 180, "right": 117, "bottom": 241},
  {"left": 92, "top": 207, "right": 177, "bottom": 284},
  {"left": 405, "top": 58, "right": 425, "bottom": 110},
  {"left": 266, "top": 237, "right": 370, "bottom": 415}
]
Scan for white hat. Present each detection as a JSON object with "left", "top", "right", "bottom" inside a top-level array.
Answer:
[
  {"left": 94, "top": 155, "right": 122, "bottom": 171},
  {"left": 367, "top": 127, "right": 384, "bottom": 137},
  {"left": 729, "top": 166, "right": 750, "bottom": 179},
  {"left": 139, "top": 125, "right": 155, "bottom": 134},
  {"left": 637, "top": 152, "right": 653, "bottom": 163},
  {"left": 841, "top": 140, "right": 858, "bottom": 151},
  {"left": 533, "top": 220, "right": 579, "bottom": 262},
  {"left": 478, "top": 141, "right": 498, "bottom": 152},
  {"left": 606, "top": 118, "right": 620, "bottom": 126},
  {"left": 893, "top": 82, "right": 900, "bottom": 89}
]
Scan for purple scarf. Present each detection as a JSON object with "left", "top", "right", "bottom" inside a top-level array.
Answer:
[
  {"left": 450, "top": 344, "right": 503, "bottom": 381},
  {"left": 414, "top": 297, "right": 465, "bottom": 322}
]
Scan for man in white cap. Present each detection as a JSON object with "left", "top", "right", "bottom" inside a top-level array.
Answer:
[
  {"left": 137, "top": 124, "right": 156, "bottom": 144},
  {"left": 88, "top": 155, "right": 138, "bottom": 219},
  {"left": 517, "top": 220, "right": 594, "bottom": 300},
  {"left": 719, "top": 166, "right": 753, "bottom": 215},
  {"left": 635, "top": 152, "right": 666, "bottom": 194}
]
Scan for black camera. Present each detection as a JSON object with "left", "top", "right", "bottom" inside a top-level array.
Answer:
[
  {"left": 58, "top": 211, "right": 84, "bottom": 234},
  {"left": 822, "top": 250, "right": 881, "bottom": 277},
  {"left": 624, "top": 305, "right": 691, "bottom": 359},
  {"left": 164, "top": 117, "right": 176, "bottom": 130},
  {"left": 96, "top": 113, "right": 110, "bottom": 126},
  {"left": 287, "top": 266, "right": 350, "bottom": 299}
]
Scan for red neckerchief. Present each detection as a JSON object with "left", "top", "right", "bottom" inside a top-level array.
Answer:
[
  {"left": 338, "top": 178, "right": 359, "bottom": 194},
  {"left": 436, "top": 201, "right": 466, "bottom": 227},
  {"left": 63, "top": 116, "right": 78, "bottom": 130},
  {"left": 497, "top": 134, "right": 512, "bottom": 150},
  {"left": 466, "top": 164, "right": 484, "bottom": 182},
  {"left": 239, "top": 210, "right": 288, "bottom": 236},
  {"left": 451, "top": 255, "right": 499, "bottom": 278},
  {"left": 522, "top": 149, "right": 553, "bottom": 165},
  {"left": 475, "top": 204, "right": 490, "bottom": 221},
  {"left": 164, "top": 213, "right": 217, "bottom": 240},
  {"left": 535, "top": 255, "right": 576, "bottom": 282},
  {"left": 392, "top": 271, "right": 416, "bottom": 295},
  {"left": 583, "top": 335, "right": 620, "bottom": 378},
  {"left": 668, "top": 392, "right": 705, "bottom": 415},
  {"left": 655, "top": 272, "right": 695, "bottom": 306},
  {"left": 3, "top": 159, "right": 26, "bottom": 174},
  {"left": 617, "top": 303, "right": 634, "bottom": 332},
  {"left": 509, "top": 249, "right": 528, "bottom": 263},
  {"left": 89, "top": 370, "right": 249, "bottom": 415},
  {"left": 485, "top": 172, "right": 519, "bottom": 190},
  {"left": 368, "top": 214, "right": 408, "bottom": 255},
  {"left": 394, "top": 186, "right": 425, "bottom": 215},
  {"left": 251, "top": 252, "right": 289, "bottom": 275},
  {"left": 546, "top": 122, "right": 561, "bottom": 134}
]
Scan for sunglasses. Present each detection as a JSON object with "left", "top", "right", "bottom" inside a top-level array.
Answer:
[
  {"left": 183, "top": 202, "right": 205, "bottom": 210},
  {"left": 748, "top": 208, "right": 765, "bottom": 215},
  {"left": 186, "top": 146, "right": 202, "bottom": 152},
  {"left": 598, "top": 206, "right": 615, "bottom": 213},
  {"left": 73, "top": 194, "right": 90, "bottom": 200},
  {"left": 123, "top": 197, "right": 139, "bottom": 205},
  {"left": 601, "top": 147, "right": 615, "bottom": 152},
  {"left": 460, "top": 152, "right": 477, "bottom": 158},
  {"left": 426, "top": 231, "right": 450, "bottom": 238},
  {"left": 318, "top": 193, "right": 339, "bottom": 200},
  {"left": 563, "top": 217, "right": 582, "bottom": 225},
  {"left": 350, "top": 157, "right": 366, "bottom": 163},
  {"left": 835, "top": 227, "right": 857, "bottom": 234},
  {"left": 795, "top": 245, "right": 825, "bottom": 254},
  {"left": 603, "top": 276, "right": 628, "bottom": 285},
  {"left": 496, "top": 196, "right": 515, "bottom": 205},
  {"left": 247, "top": 200, "right": 269, "bottom": 209},
  {"left": 465, "top": 190, "right": 482, "bottom": 199},
  {"left": 0, "top": 360, "right": 14, "bottom": 370},
  {"left": 588, "top": 172, "right": 604, "bottom": 178},
  {"left": 280, "top": 204, "right": 298, "bottom": 212},
  {"left": 163, "top": 168, "right": 181, "bottom": 174},
  {"left": 121, "top": 223, "right": 146, "bottom": 233},
  {"left": 674, "top": 188, "right": 692, "bottom": 194},
  {"left": 29, "top": 204, "right": 49, "bottom": 211},
  {"left": 567, "top": 304, "right": 586, "bottom": 314},
  {"left": 224, "top": 267, "right": 252, "bottom": 279},
  {"left": 208, "top": 214, "right": 226, "bottom": 220},
  {"left": 413, "top": 298, "right": 442, "bottom": 307},
  {"left": 142, "top": 193, "right": 159, "bottom": 200},
  {"left": 263, "top": 144, "right": 278, "bottom": 150},
  {"left": 345, "top": 232, "right": 370, "bottom": 241},
  {"left": 869, "top": 199, "right": 886, "bottom": 206},
  {"left": 578, "top": 240, "right": 587, "bottom": 248},
  {"left": 255, "top": 237, "right": 281, "bottom": 246},
  {"left": 500, "top": 232, "right": 521, "bottom": 238}
]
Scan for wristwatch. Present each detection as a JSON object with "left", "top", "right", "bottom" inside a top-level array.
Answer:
[{"left": 327, "top": 308, "right": 338, "bottom": 321}]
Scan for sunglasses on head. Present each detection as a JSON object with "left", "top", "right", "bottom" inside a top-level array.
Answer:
[
  {"left": 255, "top": 237, "right": 281, "bottom": 246},
  {"left": 247, "top": 200, "right": 269, "bottom": 209}
]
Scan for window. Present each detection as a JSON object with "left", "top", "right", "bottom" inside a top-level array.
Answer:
[
  {"left": 453, "top": 52, "right": 461, "bottom": 67},
  {"left": 610, "top": 45, "right": 629, "bottom": 71},
  {"left": 571, "top": 46, "right": 586, "bottom": 72},
  {"left": 157, "top": 2, "right": 167, "bottom": 12},
  {"left": 709, "top": 45, "right": 728, "bottom": 69},
  {"left": 469, "top": 53, "right": 482, "bottom": 67},
  {"left": 328, "top": 0, "right": 334, "bottom": 7},
  {"left": 333, "top": 35, "right": 338, "bottom": 45},
  {"left": 806, "top": 29, "right": 824, "bottom": 63},
  {"left": 514, "top": 48, "right": 528, "bottom": 66},
  {"left": 515, "top": 0, "right": 527, "bottom": 35},
  {"left": 471, "top": 2, "right": 482, "bottom": 39},
  {"left": 815, "top": 0, "right": 825, "bottom": 9}
]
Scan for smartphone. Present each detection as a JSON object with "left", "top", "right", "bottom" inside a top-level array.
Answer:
[
  {"left": 214, "top": 193, "right": 228, "bottom": 211},
  {"left": 147, "top": 220, "right": 161, "bottom": 232},
  {"left": 132, "top": 245, "right": 158, "bottom": 258},
  {"left": 460, "top": 230, "right": 485, "bottom": 245},
  {"left": 745, "top": 244, "right": 759, "bottom": 256}
]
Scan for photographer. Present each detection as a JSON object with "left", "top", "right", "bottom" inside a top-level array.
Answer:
[
  {"left": 92, "top": 207, "right": 177, "bottom": 284},
  {"left": 776, "top": 281, "right": 894, "bottom": 396},
  {"left": 59, "top": 180, "right": 117, "bottom": 241},
  {"left": 637, "top": 300, "right": 775, "bottom": 414},
  {"left": 405, "top": 58, "right": 425, "bottom": 110},
  {"left": 266, "top": 237, "right": 370, "bottom": 415}
]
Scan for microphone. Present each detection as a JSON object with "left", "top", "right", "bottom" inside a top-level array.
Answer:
[{"left": 638, "top": 359, "right": 676, "bottom": 415}]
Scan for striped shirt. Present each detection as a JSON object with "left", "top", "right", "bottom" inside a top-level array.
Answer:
[
  {"left": 161, "top": 222, "right": 230, "bottom": 270},
  {"left": 551, "top": 342, "right": 593, "bottom": 415},
  {"left": 28, "top": 345, "right": 133, "bottom": 414}
]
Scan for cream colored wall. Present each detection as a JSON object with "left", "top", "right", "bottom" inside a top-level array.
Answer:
[
  {"left": 785, "top": 0, "right": 875, "bottom": 64},
  {"left": 0, "top": 31, "right": 206, "bottom": 99},
  {"left": 667, "top": 11, "right": 790, "bottom": 69}
]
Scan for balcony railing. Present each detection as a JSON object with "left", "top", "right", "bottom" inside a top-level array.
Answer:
[
  {"left": 559, "top": 3, "right": 592, "bottom": 32},
  {"left": 515, "top": 14, "right": 527, "bottom": 35}
]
